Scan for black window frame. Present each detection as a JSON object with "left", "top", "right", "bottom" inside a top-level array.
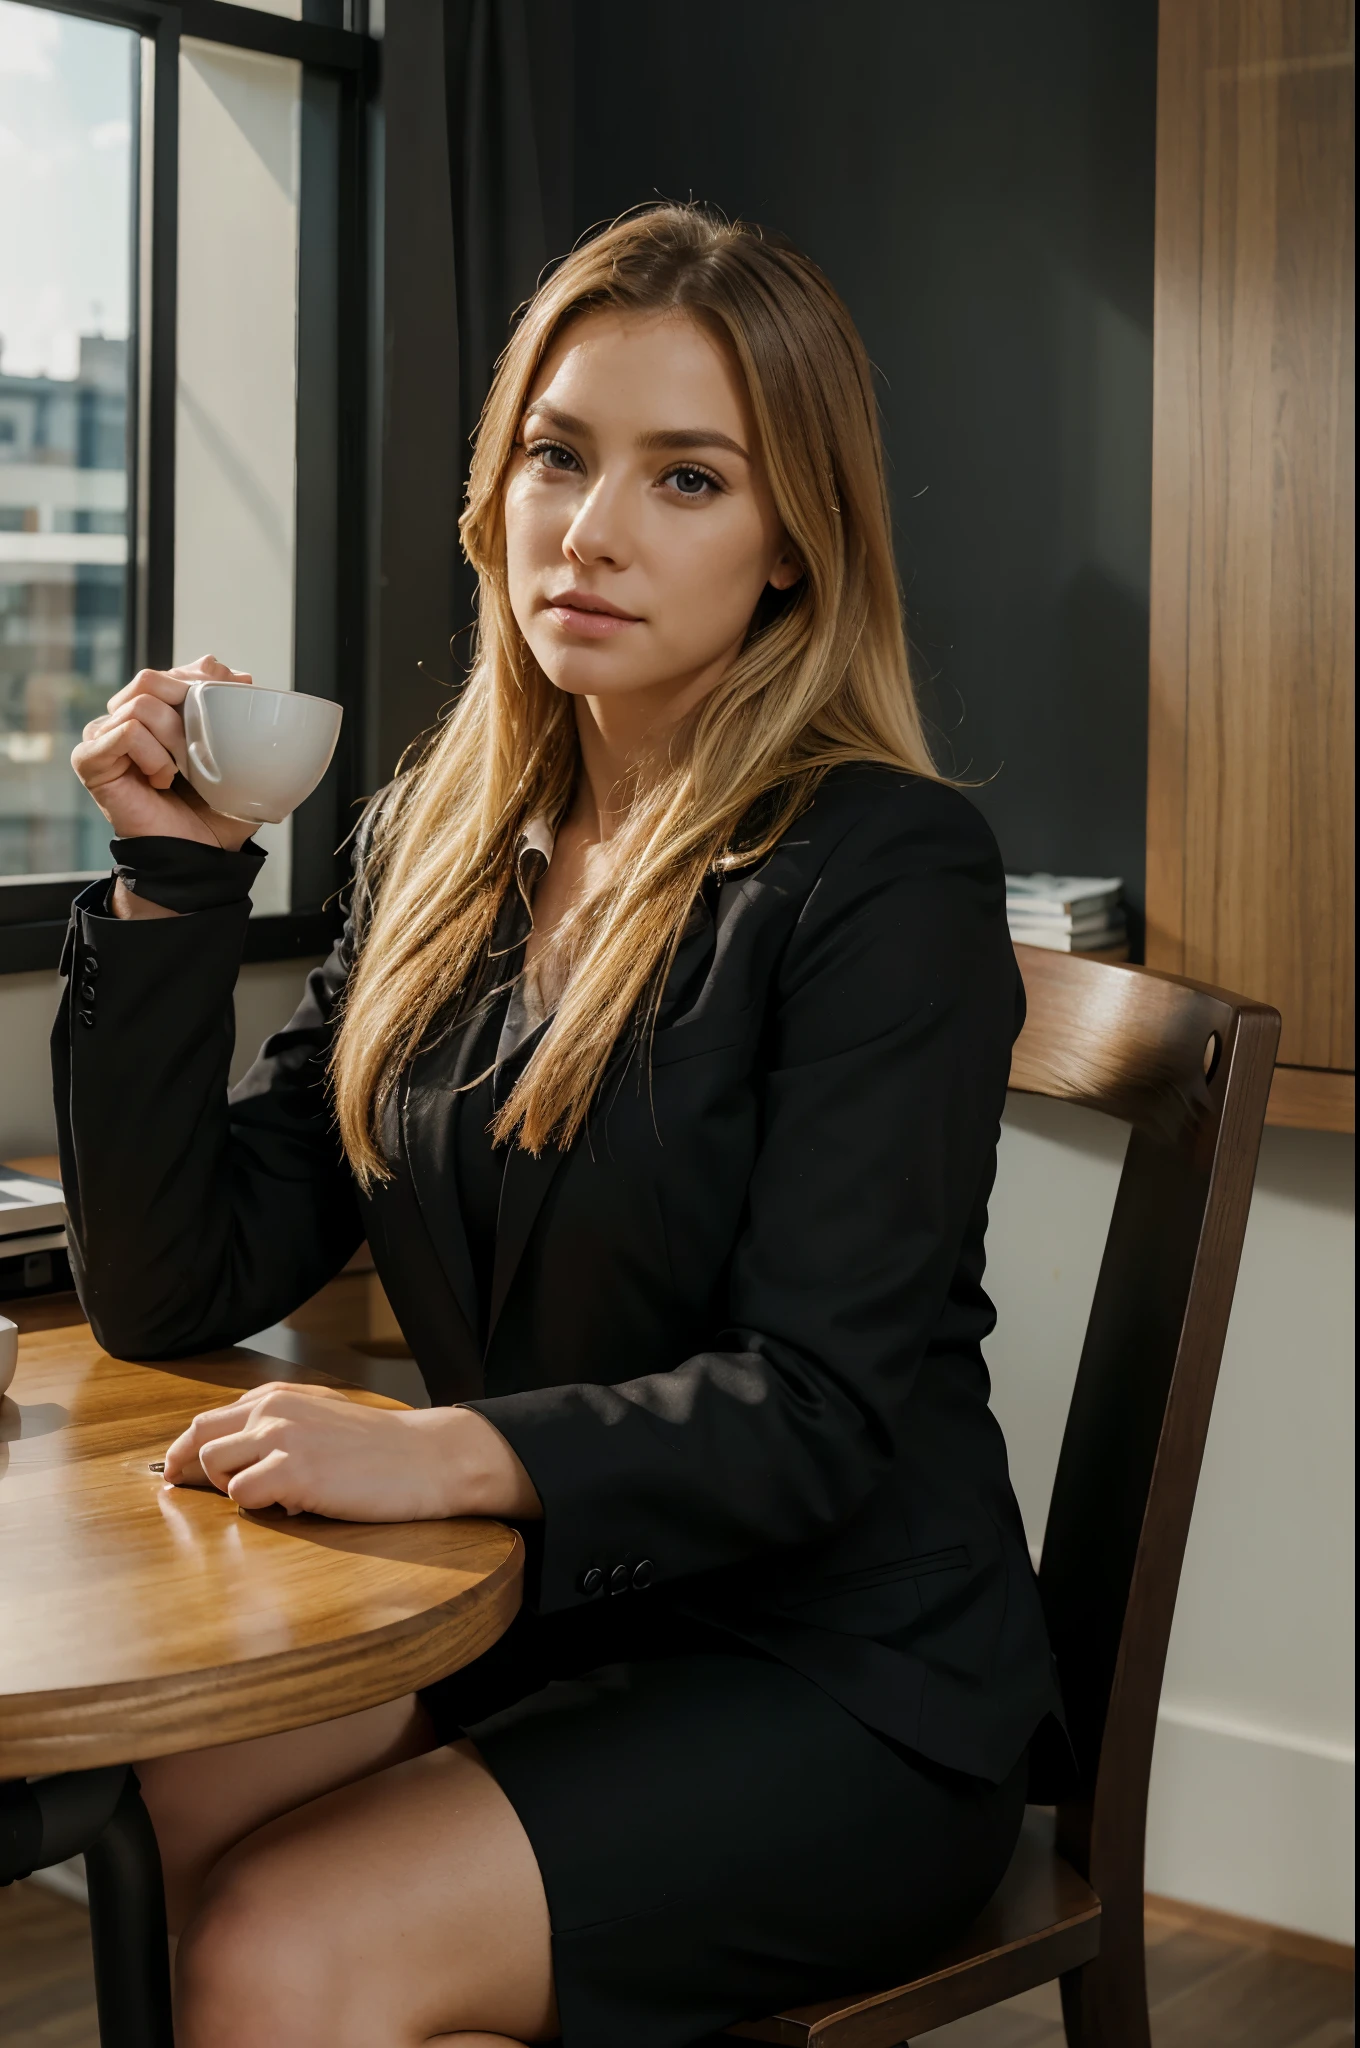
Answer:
[{"left": 0, "top": 0, "right": 376, "bottom": 973}]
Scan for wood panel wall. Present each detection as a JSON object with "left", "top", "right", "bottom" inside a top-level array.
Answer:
[{"left": 1148, "top": 0, "right": 1355, "bottom": 1129}]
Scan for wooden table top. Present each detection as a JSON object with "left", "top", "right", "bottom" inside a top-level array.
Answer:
[{"left": 0, "top": 1321, "right": 523, "bottom": 1778}]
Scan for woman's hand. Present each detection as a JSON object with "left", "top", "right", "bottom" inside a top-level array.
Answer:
[
  {"left": 72, "top": 654, "right": 257, "bottom": 855},
  {"left": 162, "top": 1381, "right": 543, "bottom": 1523}
]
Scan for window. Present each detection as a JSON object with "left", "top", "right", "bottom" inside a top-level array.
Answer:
[
  {"left": 0, "top": 0, "right": 371, "bottom": 970},
  {"left": 0, "top": 2, "right": 138, "bottom": 882}
]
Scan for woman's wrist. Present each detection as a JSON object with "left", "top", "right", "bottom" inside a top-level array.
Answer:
[
  {"left": 112, "top": 877, "right": 180, "bottom": 921},
  {"left": 406, "top": 1406, "right": 543, "bottom": 1521}
]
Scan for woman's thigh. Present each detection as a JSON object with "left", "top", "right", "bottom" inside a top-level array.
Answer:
[
  {"left": 136, "top": 1692, "right": 436, "bottom": 1928},
  {"left": 174, "top": 1737, "right": 556, "bottom": 2048}
]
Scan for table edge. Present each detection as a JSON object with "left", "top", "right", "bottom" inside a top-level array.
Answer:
[{"left": 0, "top": 1528, "right": 524, "bottom": 1776}]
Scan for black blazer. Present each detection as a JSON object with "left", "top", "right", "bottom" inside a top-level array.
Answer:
[{"left": 53, "top": 765, "right": 1059, "bottom": 1782}]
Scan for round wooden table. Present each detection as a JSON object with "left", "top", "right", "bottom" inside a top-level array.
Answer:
[
  {"left": 0, "top": 1310, "right": 524, "bottom": 2048},
  {"left": 0, "top": 1317, "right": 524, "bottom": 1776}
]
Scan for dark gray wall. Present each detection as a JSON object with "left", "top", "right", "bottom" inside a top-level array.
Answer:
[{"left": 569, "top": 0, "right": 1157, "bottom": 945}]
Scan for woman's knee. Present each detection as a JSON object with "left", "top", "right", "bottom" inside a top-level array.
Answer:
[
  {"left": 138, "top": 1698, "right": 434, "bottom": 1932},
  {"left": 175, "top": 1860, "right": 341, "bottom": 2048}
]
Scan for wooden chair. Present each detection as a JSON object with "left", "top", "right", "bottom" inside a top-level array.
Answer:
[{"left": 727, "top": 947, "right": 1280, "bottom": 2048}]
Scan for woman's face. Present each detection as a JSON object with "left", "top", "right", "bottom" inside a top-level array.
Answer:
[{"left": 504, "top": 310, "right": 800, "bottom": 723}]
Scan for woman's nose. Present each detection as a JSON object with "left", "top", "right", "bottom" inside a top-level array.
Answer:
[{"left": 562, "top": 474, "right": 632, "bottom": 568}]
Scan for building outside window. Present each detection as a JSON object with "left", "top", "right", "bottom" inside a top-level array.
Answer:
[{"left": 0, "top": 0, "right": 138, "bottom": 879}]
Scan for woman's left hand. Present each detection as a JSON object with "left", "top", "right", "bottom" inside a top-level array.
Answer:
[{"left": 162, "top": 1382, "right": 542, "bottom": 1522}]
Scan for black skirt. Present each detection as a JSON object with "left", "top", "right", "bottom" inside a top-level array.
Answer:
[{"left": 419, "top": 1602, "right": 1026, "bottom": 2048}]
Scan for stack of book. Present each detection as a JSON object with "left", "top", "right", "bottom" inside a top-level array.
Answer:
[
  {"left": 0, "top": 1164, "right": 71, "bottom": 1301},
  {"left": 1005, "top": 874, "right": 1127, "bottom": 955}
]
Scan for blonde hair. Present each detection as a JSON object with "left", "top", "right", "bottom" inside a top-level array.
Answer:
[{"left": 333, "top": 204, "right": 939, "bottom": 1179}]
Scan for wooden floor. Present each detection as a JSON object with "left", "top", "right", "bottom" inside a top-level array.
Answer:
[{"left": 1, "top": 1879, "right": 1351, "bottom": 2046}]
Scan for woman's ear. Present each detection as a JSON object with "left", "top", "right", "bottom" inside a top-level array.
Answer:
[{"left": 768, "top": 547, "right": 803, "bottom": 592}]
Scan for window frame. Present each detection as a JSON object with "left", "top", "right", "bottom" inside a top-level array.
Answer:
[{"left": 0, "top": 0, "right": 376, "bottom": 973}]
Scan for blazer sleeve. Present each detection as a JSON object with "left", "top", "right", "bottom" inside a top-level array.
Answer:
[
  {"left": 51, "top": 848, "right": 363, "bottom": 1361},
  {"left": 467, "top": 788, "right": 1022, "bottom": 1613}
]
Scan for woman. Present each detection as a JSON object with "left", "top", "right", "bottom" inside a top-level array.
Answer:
[{"left": 60, "top": 205, "right": 1058, "bottom": 2048}]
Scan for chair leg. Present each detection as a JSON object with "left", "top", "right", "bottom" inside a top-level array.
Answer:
[
  {"left": 1059, "top": 1904, "right": 1150, "bottom": 2048},
  {"left": 83, "top": 1770, "right": 174, "bottom": 2048}
]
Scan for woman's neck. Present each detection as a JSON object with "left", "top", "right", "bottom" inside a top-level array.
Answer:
[
  {"left": 570, "top": 697, "right": 644, "bottom": 843},
  {"left": 570, "top": 662, "right": 719, "bottom": 842}
]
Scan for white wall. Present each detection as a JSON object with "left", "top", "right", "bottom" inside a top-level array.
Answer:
[
  {"left": 0, "top": 957, "right": 315, "bottom": 1159},
  {"left": 175, "top": 39, "right": 302, "bottom": 916},
  {"left": 987, "top": 1095, "right": 1355, "bottom": 1944}
]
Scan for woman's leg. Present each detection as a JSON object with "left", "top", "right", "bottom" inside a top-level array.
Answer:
[
  {"left": 174, "top": 1737, "right": 557, "bottom": 2048},
  {"left": 135, "top": 1693, "right": 437, "bottom": 1929}
]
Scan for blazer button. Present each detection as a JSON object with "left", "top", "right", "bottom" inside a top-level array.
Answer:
[
  {"left": 78, "top": 1007, "right": 96, "bottom": 1029},
  {"left": 82, "top": 956, "right": 100, "bottom": 978},
  {"left": 79, "top": 981, "right": 97, "bottom": 1005},
  {"left": 609, "top": 1563, "right": 631, "bottom": 1595},
  {"left": 577, "top": 1567, "right": 604, "bottom": 1598},
  {"left": 632, "top": 1559, "right": 655, "bottom": 1590}
]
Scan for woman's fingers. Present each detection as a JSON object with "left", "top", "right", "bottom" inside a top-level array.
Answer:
[
  {"left": 163, "top": 1384, "right": 348, "bottom": 1487},
  {"left": 162, "top": 1401, "right": 252, "bottom": 1486},
  {"left": 105, "top": 655, "right": 253, "bottom": 718},
  {"left": 198, "top": 1419, "right": 287, "bottom": 1496},
  {"left": 108, "top": 688, "right": 190, "bottom": 769},
  {"left": 223, "top": 1447, "right": 297, "bottom": 1512},
  {"left": 72, "top": 715, "right": 180, "bottom": 796}
]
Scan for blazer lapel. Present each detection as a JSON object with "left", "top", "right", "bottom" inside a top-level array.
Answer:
[
  {"left": 486, "top": 1137, "right": 566, "bottom": 1345},
  {"left": 482, "top": 879, "right": 717, "bottom": 1349},
  {"left": 401, "top": 1022, "right": 492, "bottom": 1357}
]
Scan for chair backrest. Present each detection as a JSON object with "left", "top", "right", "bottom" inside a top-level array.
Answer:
[{"left": 1008, "top": 947, "right": 1279, "bottom": 1909}]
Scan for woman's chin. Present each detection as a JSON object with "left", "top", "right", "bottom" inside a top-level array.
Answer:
[{"left": 538, "top": 647, "right": 666, "bottom": 701}]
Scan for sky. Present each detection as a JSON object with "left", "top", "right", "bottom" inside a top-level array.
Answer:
[{"left": 0, "top": 0, "right": 135, "bottom": 381}]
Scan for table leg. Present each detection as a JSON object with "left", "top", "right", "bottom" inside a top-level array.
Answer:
[
  {"left": 85, "top": 1771, "right": 174, "bottom": 2048},
  {"left": 0, "top": 1766, "right": 173, "bottom": 2048}
]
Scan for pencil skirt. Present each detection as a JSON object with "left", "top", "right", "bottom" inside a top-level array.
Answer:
[{"left": 419, "top": 1608, "right": 1027, "bottom": 2048}]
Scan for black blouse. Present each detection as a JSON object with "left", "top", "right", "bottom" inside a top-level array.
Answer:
[{"left": 427, "top": 818, "right": 557, "bottom": 1352}]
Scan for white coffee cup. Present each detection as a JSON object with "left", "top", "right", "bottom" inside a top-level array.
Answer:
[
  {"left": 0, "top": 1313, "right": 16, "bottom": 1398},
  {"left": 181, "top": 683, "right": 343, "bottom": 826}
]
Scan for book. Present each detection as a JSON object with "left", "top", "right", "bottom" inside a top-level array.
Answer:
[
  {"left": 1004, "top": 872, "right": 1126, "bottom": 956},
  {"left": 1014, "top": 923, "right": 1127, "bottom": 954},
  {"left": 1005, "top": 874, "right": 1123, "bottom": 921},
  {"left": 0, "top": 1167, "right": 66, "bottom": 1246},
  {"left": 1007, "top": 906, "right": 1122, "bottom": 939}
]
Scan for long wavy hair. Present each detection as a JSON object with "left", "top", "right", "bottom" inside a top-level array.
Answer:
[{"left": 332, "top": 204, "right": 939, "bottom": 1180}]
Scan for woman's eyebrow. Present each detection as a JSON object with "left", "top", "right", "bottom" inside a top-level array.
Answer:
[
  {"left": 637, "top": 426, "right": 750, "bottom": 460},
  {"left": 523, "top": 401, "right": 749, "bottom": 463},
  {"left": 523, "top": 401, "right": 591, "bottom": 437}
]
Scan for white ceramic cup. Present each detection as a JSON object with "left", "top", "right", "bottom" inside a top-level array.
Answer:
[
  {"left": 0, "top": 1314, "right": 16, "bottom": 1398},
  {"left": 181, "top": 683, "right": 343, "bottom": 826}
]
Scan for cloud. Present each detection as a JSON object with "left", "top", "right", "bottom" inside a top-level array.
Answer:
[
  {"left": 0, "top": 0, "right": 59, "bottom": 79},
  {"left": 90, "top": 118, "right": 131, "bottom": 151}
]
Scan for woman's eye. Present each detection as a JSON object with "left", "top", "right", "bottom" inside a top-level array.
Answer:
[
  {"left": 663, "top": 466, "right": 720, "bottom": 499},
  {"left": 526, "top": 440, "right": 579, "bottom": 474}
]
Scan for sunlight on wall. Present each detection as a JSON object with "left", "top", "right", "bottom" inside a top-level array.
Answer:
[{"left": 175, "top": 40, "right": 301, "bottom": 916}]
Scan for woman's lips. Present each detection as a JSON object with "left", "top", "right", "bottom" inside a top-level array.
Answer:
[{"left": 544, "top": 598, "right": 640, "bottom": 638}]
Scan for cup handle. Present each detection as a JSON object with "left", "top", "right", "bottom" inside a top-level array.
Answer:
[{"left": 182, "top": 681, "right": 223, "bottom": 794}]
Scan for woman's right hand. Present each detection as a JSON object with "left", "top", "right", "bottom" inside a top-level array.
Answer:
[{"left": 72, "top": 654, "right": 258, "bottom": 852}]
